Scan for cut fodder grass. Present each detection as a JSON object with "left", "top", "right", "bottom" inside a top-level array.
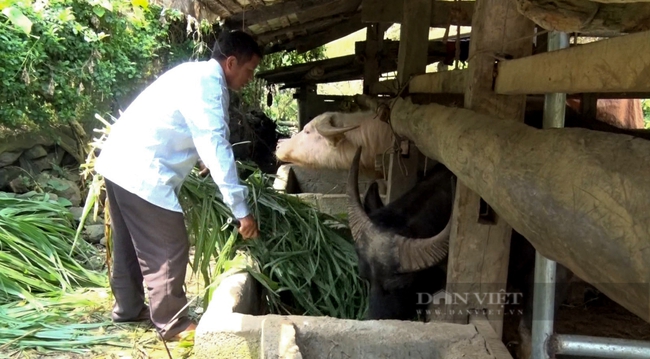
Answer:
[
  {"left": 0, "top": 193, "right": 107, "bottom": 304},
  {"left": 181, "top": 164, "right": 369, "bottom": 320},
  {"left": 0, "top": 288, "right": 125, "bottom": 353},
  {"left": 0, "top": 287, "right": 196, "bottom": 358}
]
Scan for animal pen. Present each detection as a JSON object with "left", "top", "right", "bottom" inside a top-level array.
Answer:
[{"left": 156, "top": 0, "right": 650, "bottom": 358}]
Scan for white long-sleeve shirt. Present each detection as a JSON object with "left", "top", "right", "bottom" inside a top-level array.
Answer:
[{"left": 95, "top": 59, "right": 250, "bottom": 219}]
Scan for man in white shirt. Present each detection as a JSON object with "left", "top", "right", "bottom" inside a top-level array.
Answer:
[{"left": 95, "top": 30, "right": 262, "bottom": 341}]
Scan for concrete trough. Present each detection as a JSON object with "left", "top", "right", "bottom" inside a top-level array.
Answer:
[
  {"left": 194, "top": 268, "right": 502, "bottom": 359},
  {"left": 194, "top": 163, "right": 506, "bottom": 358},
  {"left": 272, "top": 164, "right": 386, "bottom": 217}
]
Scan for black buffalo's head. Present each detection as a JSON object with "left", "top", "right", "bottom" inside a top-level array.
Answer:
[{"left": 347, "top": 147, "right": 456, "bottom": 320}]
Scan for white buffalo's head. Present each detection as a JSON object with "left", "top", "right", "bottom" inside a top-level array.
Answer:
[{"left": 275, "top": 111, "right": 394, "bottom": 173}]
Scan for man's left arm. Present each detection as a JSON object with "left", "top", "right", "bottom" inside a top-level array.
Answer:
[{"left": 180, "top": 71, "right": 250, "bottom": 219}]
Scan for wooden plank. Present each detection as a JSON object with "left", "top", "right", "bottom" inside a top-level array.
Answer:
[
  {"left": 224, "top": 0, "right": 334, "bottom": 27},
  {"left": 494, "top": 30, "right": 650, "bottom": 95},
  {"left": 445, "top": 0, "right": 535, "bottom": 338},
  {"left": 470, "top": 314, "right": 515, "bottom": 359},
  {"left": 409, "top": 70, "right": 467, "bottom": 94},
  {"left": 361, "top": 0, "right": 474, "bottom": 27}
]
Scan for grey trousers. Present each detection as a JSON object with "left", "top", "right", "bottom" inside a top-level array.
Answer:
[{"left": 104, "top": 179, "right": 193, "bottom": 340}]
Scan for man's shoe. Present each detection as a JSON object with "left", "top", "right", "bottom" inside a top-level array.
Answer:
[
  {"left": 167, "top": 322, "right": 197, "bottom": 342},
  {"left": 113, "top": 307, "right": 151, "bottom": 323}
]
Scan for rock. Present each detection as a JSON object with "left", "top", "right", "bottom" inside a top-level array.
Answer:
[
  {"left": 84, "top": 224, "right": 105, "bottom": 244},
  {"left": 69, "top": 206, "right": 85, "bottom": 221},
  {"left": 0, "top": 151, "right": 22, "bottom": 168},
  {"left": 18, "top": 157, "right": 40, "bottom": 176},
  {"left": 44, "top": 177, "right": 82, "bottom": 206},
  {"left": 0, "top": 167, "right": 23, "bottom": 190},
  {"left": 9, "top": 177, "right": 30, "bottom": 194},
  {"left": 33, "top": 157, "right": 53, "bottom": 172},
  {"left": 100, "top": 236, "right": 107, "bottom": 246},
  {"left": 24, "top": 145, "right": 48, "bottom": 160}
]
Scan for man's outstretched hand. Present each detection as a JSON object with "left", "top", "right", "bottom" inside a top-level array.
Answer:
[
  {"left": 238, "top": 214, "right": 259, "bottom": 239},
  {"left": 198, "top": 161, "right": 210, "bottom": 177}
]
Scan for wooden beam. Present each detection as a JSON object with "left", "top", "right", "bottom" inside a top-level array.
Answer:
[
  {"left": 494, "top": 30, "right": 650, "bottom": 95},
  {"left": 445, "top": 0, "right": 535, "bottom": 338},
  {"left": 198, "top": 0, "right": 232, "bottom": 17},
  {"left": 371, "top": 79, "right": 399, "bottom": 95},
  {"left": 258, "top": 44, "right": 454, "bottom": 88},
  {"left": 470, "top": 314, "right": 515, "bottom": 359},
  {"left": 361, "top": 0, "right": 474, "bottom": 27},
  {"left": 409, "top": 70, "right": 468, "bottom": 94},
  {"left": 216, "top": 0, "right": 243, "bottom": 13},
  {"left": 289, "top": 0, "right": 361, "bottom": 24},
  {"left": 292, "top": 13, "right": 367, "bottom": 53},
  {"left": 256, "top": 12, "right": 357, "bottom": 43},
  {"left": 224, "top": 0, "right": 333, "bottom": 27}
]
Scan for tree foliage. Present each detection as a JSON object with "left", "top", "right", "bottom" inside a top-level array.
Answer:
[
  {"left": 240, "top": 48, "right": 326, "bottom": 124},
  {"left": 0, "top": 0, "right": 212, "bottom": 131}
]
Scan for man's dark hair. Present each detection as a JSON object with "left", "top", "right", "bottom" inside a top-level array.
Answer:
[{"left": 212, "top": 30, "right": 263, "bottom": 64}]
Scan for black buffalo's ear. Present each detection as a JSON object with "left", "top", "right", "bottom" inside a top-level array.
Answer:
[{"left": 363, "top": 181, "right": 384, "bottom": 213}]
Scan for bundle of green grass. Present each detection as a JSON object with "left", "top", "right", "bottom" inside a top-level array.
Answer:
[{"left": 180, "top": 164, "right": 369, "bottom": 320}]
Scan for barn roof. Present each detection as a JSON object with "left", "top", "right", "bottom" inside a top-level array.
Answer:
[{"left": 153, "top": 0, "right": 650, "bottom": 57}]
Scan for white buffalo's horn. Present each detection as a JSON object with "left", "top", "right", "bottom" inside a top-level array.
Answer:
[{"left": 314, "top": 114, "right": 359, "bottom": 138}]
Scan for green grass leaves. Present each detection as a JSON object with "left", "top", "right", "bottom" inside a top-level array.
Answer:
[
  {"left": 0, "top": 193, "right": 106, "bottom": 304},
  {"left": 180, "top": 166, "right": 369, "bottom": 320}
]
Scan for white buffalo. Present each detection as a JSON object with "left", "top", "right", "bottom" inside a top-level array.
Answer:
[{"left": 275, "top": 110, "right": 395, "bottom": 175}]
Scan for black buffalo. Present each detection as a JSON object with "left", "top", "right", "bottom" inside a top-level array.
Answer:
[
  {"left": 347, "top": 146, "right": 456, "bottom": 320},
  {"left": 346, "top": 146, "right": 574, "bottom": 358}
]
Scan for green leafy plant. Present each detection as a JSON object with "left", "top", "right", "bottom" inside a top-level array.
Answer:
[
  {"left": 642, "top": 99, "right": 650, "bottom": 129},
  {"left": 0, "top": 0, "right": 213, "bottom": 132}
]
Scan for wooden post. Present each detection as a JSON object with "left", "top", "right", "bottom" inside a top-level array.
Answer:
[
  {"left": 295, "top": 84, "right": 317, "bottom": 130},
  {"left": 444, "top": 0, "right": 535, "bottom": 337},
  {"left": 362, "top": 23, "right": 389, "bottom": 95},
  {"left": 396, "top": 0, "right": 432, "bottom": 86},
  {"left": 580, "top": 93, "right": 598, "bottom": 120},
  {"left": 385, "top": 0, "right": 431, "bottom": 203}
]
